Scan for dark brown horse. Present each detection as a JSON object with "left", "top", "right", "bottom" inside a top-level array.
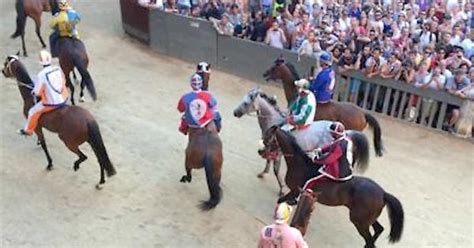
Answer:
[
  {"left": 11, "top": 0, "right": 59, "bottom": 56},
  {"left": 57, "top": 37, "right": 97, "bottom": 105},
  {"left": 264, "top": 126, "right": 404, "bottom": 248},
  {"left": 2, "top": 55, "right": 115, "bottom": 188},
  {"left": 289, "top": 189, "right": 318, "bottom": 237},
  {"left": 263, "top": 58, "right": 384, "bottom": 157},
  {"left": 180, "top": 122, "right": 223, "bottom": 210}
]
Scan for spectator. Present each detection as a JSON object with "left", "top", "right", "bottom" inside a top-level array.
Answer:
[
  {"left": 365, "top": 47, "right": 385, "bottom": 78},
  {"left": 164, "top": 0, "right": 178, "bottom": 13},
  {"left": 416, "top": 64, "right": 446, "bottom": 124},
  {"left": 444, "top": 69, "right": 470, "bottom": 132},
  {"left": 298, "top": 30, "right": 321, "bottom": 60},
  {"left": 202, "top": 0, "right": 225, "bottom": 20},
  {"left": 212, "top": 14, "right": 234, "bottom": 36},
  {"left": 380, "top": 51, "right": 402, "bottom": 79},
  {"left": 265, "top": 21, "right": 287, "bottom": 49},
  {"left": 338, "top": 47, "right": 355, "bottom": 72},
  {"left": 176, "top": 0, "right": 191, "bottom": 15},
  {"left": 138, "top": 0, "right": 163, "bottom": 9},
  {"left": 249, "top": 11, "right": 267, "bottom": 42},
  {"left": 229, "top": 4, "right": 243, "bottom": 35},
  {"left": 291, "top": 23, "right": 306, "bottom": 52}
]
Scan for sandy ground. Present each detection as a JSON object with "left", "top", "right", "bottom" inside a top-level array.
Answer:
[{"left": 0, "top": 1, "right": 473, "bottom": 247}]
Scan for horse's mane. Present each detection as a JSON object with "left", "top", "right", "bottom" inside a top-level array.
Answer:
[
  {"left": 14, "top": 61, "right": 34, "bottom": 87},
  {"left": 258, "top": 92, "right": 285, "bottom": 117},
  {"left": 285, "top": 62, "right": 300, "bottom": 81}
]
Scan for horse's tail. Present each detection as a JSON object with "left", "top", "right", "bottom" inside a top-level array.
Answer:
[
  {"left": 201, "top": 153, "right": 222, "bottom": 211},
  {"left": 11, "top": 0, "right": 26, "bottom": 39},
  {"left": 384, "top": 192, "right": 404, "bottom": 243},
  {"left": 347, "top": 131, "right": 370, "bottom": 173},
  {"left": 87, "top": 121, "right": 116, "bottom": 177},
  {"left": 72, "top": 53, "right": 97, "bottom": 101},
  {"left": 364, "top": 112, "right": 384, "bottom": 157}
]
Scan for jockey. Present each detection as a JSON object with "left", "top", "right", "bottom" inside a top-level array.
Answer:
[
  {"left": 258, "top": 202, "right": 308, "bottom": 248},
  {"left": 284, "top": 79, "right": 316, "bottom": 131},
  {"left": 177, "top": 74, "right": 221, "bottom": 135},
  {"left": 49, "top": 0, "right": 81, "bottom": 57},
  {"left": 196, "top": 61, "right": 211, "bottom": 91},
  {"left": 18, "top": 50, "right": 68, "bottom": 136},
  {"left": 302, "top": 122, "right": 354, "bottom": 191},
  {"left": 309, "top": 52, "right": 335, "bottom": 104}
]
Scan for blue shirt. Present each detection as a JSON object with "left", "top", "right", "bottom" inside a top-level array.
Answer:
[{"left": 309, "top": 67, "right": 335, "bottom": 103}]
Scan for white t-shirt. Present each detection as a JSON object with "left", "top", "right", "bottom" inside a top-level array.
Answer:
[{"left": 138, "top": 0, "right": 163, "bottom": 9}]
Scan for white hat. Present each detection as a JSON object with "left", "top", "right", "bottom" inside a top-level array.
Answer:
[
  {"left": 38, "top": 50, "right": 52, "bottom": 66},
  {"left": 294, "top": 78, "right": 309, "bottom": 89}
]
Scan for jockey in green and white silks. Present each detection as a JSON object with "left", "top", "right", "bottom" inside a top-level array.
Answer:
[{"left": 284, "top": 79, "right": 316, "bottom": 130}]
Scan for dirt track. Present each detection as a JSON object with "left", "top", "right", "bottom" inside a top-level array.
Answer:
[{"left": 0, "top": 1, "right": 473, "bottom": 247}]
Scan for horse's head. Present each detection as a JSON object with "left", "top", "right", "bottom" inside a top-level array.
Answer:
[
  {"left": 2, "top": 55, "right": 20, "bottom": 79},
  {"left": 290, "top": 189, "right": 319, "bottom": 236},
  {"left": 233, "top": 88, "right": 262, "bottom": 117},
  {"left": 263, "top": 56, "right": 288, "bottom": 81},
  {"left": 262, "top": 125, "right": 280, "bottom": 148}
]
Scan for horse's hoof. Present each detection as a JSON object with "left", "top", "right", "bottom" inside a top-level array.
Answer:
[
  {"left": 180, "top": 176, "right": 187, "bottom": 183},
  {"left": 79, "top": 97, "right": 85, "bottom": 103},
  {"left": 96, "top": 183, "right": 105, "bottom": 190},
  {"left": 257, "top": 172, "right": 267, "bottom": 178},
  {"left": 46, "top": 165, "right": 53, "bottom": 171},
  {"left": 73, "top": 165, "right": 80, "bottom": 171},
  {"left": 278, "top": 191, "right": 285, "bottom": 197}
]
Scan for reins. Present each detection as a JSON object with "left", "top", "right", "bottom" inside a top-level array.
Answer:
[{"left": 4, "top": 56, "right": 34, "bottom": 90}]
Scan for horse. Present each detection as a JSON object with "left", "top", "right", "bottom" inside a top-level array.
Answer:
[
  {"left": 263, "top": 126, "right": 404, "bottom": 248},
  {"left": 2, "top": 55, "right": 116, "bottom": 188},
  {"left": 56, "top": 37, "right": 97, "bottom": 105},
  {"left": 289, "top": 189, "right": 318, "bottom": 237},
  {"left": 263, "top": 58, "right": 385, "bottom": 157},
  {"left": 233, "top": 88, "right": 286, "bottom": 196},
  {"left": 233, "top": 88, "right": 371, "bottom": 195},
  {"left": 180, "top": 121, "right": 223, "bottom": 211},
  {"left": 11, "top": 0, "right": 60, "bottom": 56}
]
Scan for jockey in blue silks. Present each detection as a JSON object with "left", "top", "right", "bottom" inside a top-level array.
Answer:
[{"left": 309, "top": 52, "right": 335, "bottom": 104}]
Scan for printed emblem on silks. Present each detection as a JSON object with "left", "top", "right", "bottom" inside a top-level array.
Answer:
[
  {"left": 46, "top": 69, "right": 64, "bottom": 94},
  {"left": 190, "top": 98, "right": 207, "bottom": 122}
]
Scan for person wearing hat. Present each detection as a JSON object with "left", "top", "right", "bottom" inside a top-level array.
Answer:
[
  {"left": 302, "top": 121, "right": 355, "bottom": 192},
  {"left": 177, "top": 74, "right": 221, "bottom": 135},
  {"left": 257, "top": 202, "right": 308, "bottom": 248},
  {"left": 18, "top": 50, "right": 69, "bottom": 136},
  {"left": 285, "top": 79, "right": 316, "bottom": 130},
  {"left": 309, "top": 52, "right": 335, "bottom": 104}
]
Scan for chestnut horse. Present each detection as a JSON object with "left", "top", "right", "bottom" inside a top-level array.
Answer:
[
  {"left": 263, "top": 58, "right": 384, "bottom": 157},
  {"left": 11, "top": 0, "right": 59, "bottom": 56},
  {"left": 2, "top": 55, "right": 115, "bottom": 188},
  {"left": 289, "top": 189, "right": 318, "bottom": 237},
  {"left": 57, "top": 37, "right": 97, "bottom": 105},
  {"left": 264, "top": 126, "right": 404, "bottom": 248},
  {"left": 180, "top": 122, "right": 223, "bottom": 210}
]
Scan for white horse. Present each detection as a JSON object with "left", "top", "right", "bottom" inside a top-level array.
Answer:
[{"left": 233, "top": 89, "right": 361, "bottom": 194}]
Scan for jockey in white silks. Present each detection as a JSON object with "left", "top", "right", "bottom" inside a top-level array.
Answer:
[{"left": 282, "top": 79, "right": 335, "bottom": 153}]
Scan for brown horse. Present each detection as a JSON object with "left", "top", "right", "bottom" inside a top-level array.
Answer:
[
  {"left": 56, "top": 37, "right": 97, "bottom": 105},
  {"left": 180, "top": 122, "right": 223, "bottom": 210},
  {"left": 11, "top": 0, "right": 59, "bottom": 56},
  {"left": 263, "top": 58, "right": 384, "bottom": 157},
  {"left": 2, "top": 55, "right": 115, "bottom": 188},
  {"left": 264, "top": 126, "right": 404, "bottom": 248},
  {"left": 289, "top": 189, "right": 318, "bottom": 237}
]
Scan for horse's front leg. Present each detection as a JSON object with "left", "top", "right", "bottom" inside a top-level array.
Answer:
[
  {"left": 273, "top": 156, "right": 285, "bottom": 196},
  {"left": 258, "top": 160, "right": 271, "bottom": 178},
  {"left": 65, "top": 74, "right": 75, "bottom": 105},
  {"left": 35, "top": 128, "right": 53, "bottom": 170}
]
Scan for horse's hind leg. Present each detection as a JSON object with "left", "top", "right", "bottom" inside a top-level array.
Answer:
[
  {"left": 32, "top": 15, "right": 46, "bottom": 48},
  {"left": 79, "top": 78, "right": 85, "bottom": 102},
  {"left": 351, "top": 210, "right": 375, "bottom": 248},
  {"left": 371, "top": 221, "right": 384, "bottom": 244},
  {"left": 35, "top": 128, "right": 53, "bottom": 170},
  {"left": 65, "top": 143, "right": 88, "bottom": 171},
  {"left": 65, "top": 73, "right": 76, "bottom": 105}
]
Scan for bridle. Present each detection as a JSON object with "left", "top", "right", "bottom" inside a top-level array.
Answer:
[{"left": 4, "top": 56, "right": 34, "bottom": 90}]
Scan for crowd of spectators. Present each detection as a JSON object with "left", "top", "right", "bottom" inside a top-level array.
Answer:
[{"left": 138, "top": 0, "right": 473, "bottom": 132}]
